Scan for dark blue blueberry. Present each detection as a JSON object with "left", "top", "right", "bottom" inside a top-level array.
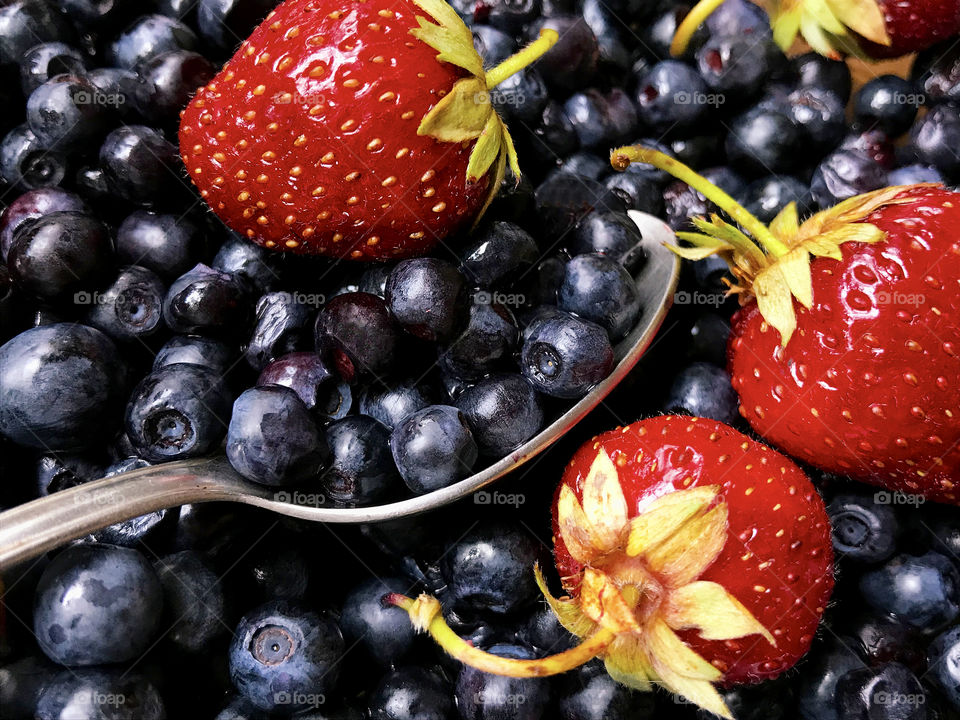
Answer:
[
  {"left": 135, "top": 50, "right": 216, "bottom": 127},
  {"left": 245, "top": 291, "right": 311, "bottom": 371},
  {"left": 369, "top": 666, "right": 453, "bottom": 720},
  {"left": 19, "top": 42, "right": 86, "bottom": 95},
  {"left": 35, "top": 668, "right": 166, "bottom": 720},
  {"left": 911, "top": 40, "right": 960, "bottom": 107},
  {"left": 386, "top": 258, "right": 467, "bottom": 343},
  {"left": 726, "top": 107, "right": 801, "bottom": 174},
  {"left": 519, "top": 256, "right": 565, "bottom": 309},
  {"left": 99, "top": 125, "right": 182, "bottom": 207},
  {"left": 228, "top": 600, "right": 344, "bottom": 713},
  {"left": 34, "top": 543, "right": 163, "bottom": 666},
  {"left": 521, "top": 310, "right": 613, "bottom": 398},
  {"left": 359, "top": 380, "right": 438, "bottom": 430},
  {"left": 697, "top": 35, "right": 773, "bottom": 99},
  {"left": 358, "top": 264, "right": 393, "bottom": 298},
  {"left": 664, "top": 362, "right": 738, "bottom": 423},
  {"left": 0, "top": 187, "right": 89, "bottom": 261},
  {"left": 705, "top": 0, "right": 771, "bottom": 37},
  {"left": 320, "top": 415, "right": 398, "bottom": 505},
  {"left": 316, "top": 292, "right": 399, "bottom": 382},
  {"left": 87, "top": 265, "right": 166, "bottom": 342},
  {"left": 640, "top": 3, "right": 706, "bottom": 61},
  {"left": 473, "top": 25, "right": 517, "bottom": 66},
  {"left": 226, "top": 385, "right": 329, "bottom": 487},
  {"left": 520, "top": 605, "right": 576, "bottom": 655},
  {"left": 197, "top": 0, "right": 277, "bottom": 50},
  {"left": 86, "top": 67, "right": 141, "bottom": 119},
  {"left": 26, "top": 74, "right": 114, "bottom": 152},
  {"left": 54, "top": 0, "right": 133, "bottom": 28},
  {"left": 582, "top": 0, "right": 631, "bottom": 69},
  {"left": 793, "top": 52, "right": 852, "bottom": 102},
  {"left": 441, "top": 522, "right": 540, "bottom": 616},
  {"left": 835, "top": 662, "right": 927, "bottom": 720},
  {"left": 258, "top": 351, "right": 352, "bottom": 420},
  {"left": 603, "top": 88, "right": 639, "bottom": 143},
  {"left": 910, "top": 104, "right": 960, "bottom": 179},
  {"left": 215, "top": 695, "right": 270, "bottom": 720},
  {"left": 0, "top": 323, "right": 126, "bottom": 450},
  {"left": 0, "top": 123, "right": 68, "bottom": 190},
  {"left": 860, "top": 551, "right": 960, "bottom": 629},
  {"left": 691, "top": 252, "right": 732, "bottom": 291},
  {"left": 0, "top": 1, "right": 74, "bottom": 65},
  {"left": 527, "top": 100, "right": 579, "bottom": 164},
  {"left": 558, "top": 253, "right": 640, "bottom": 341},
  {"left": 110, "top": 13, "right": 198, "bottom": 69},
  {"left": 788, "top": 86, "right": 846, "bottom": 151},
  {"left": 796, "top": 639, "right": 866, "bottom": 720},
  {"left": 492, "top": 68, "right": 549, "bottom": 125},
  {"left": 534, "top": 172, "right": 626, "bottom": 241},
  {"left": 841, "top": 128, "right": 896, "bottom": 169},
  {"left": 7, "top": 211, "right": 113, "bottom": 303},
  {"left": 603, "top": 173, "right": 663, "bottom": 216},
  {"left": 212, "top": 233, "right": 282, "bottom": 293},
  {"left": 340, "top": 577, "right": 417, "bottom": 667},
  {"left": 483, "top": 0, "right": 541, "bottom": 35},
  {"left": 455, "top": 643, "right": 550, "bottom": 720},
  {"left": 635, "top": 59, "right": 709, "bottom": 131},
  {"left": 699, "top": 676, "right": 795, "bottom": 720},
  {"left": 86, "top": 458, "right": 171, "bottom": 550},
  {"left": 531, "top": 16, "right": 598, "bottom": 93},
  {"left": 36, "top": 452, "right": 102, "bottom": 496},
  {"left": 0, "top": 655, "right": 54, "bottom": 720},
  {"left": 125, "top": 362, "right": 232, "bottom": 462},
  {"left": 238, "top": 532, "right": 313, "bottom": 603},
  {"left": 888, "top": 164, "right": 944, "bottom": 185},
  {"left": 460, "top": 221, "right": 539, "bottom": 289},
  {"left": 117, "top": 210, "right": 206, "bottom": 282},
  {"left": 811, "top": 149, "right": 888, "bottom": 207},
  {"left": 827, "top": 491, "right": 901, "bottom": 564},
  {"left": 847, "top": 612, "right": 924, "bottom": 669},
  {"left": 440, "top": 300, "right": 518, "bottom": 382},
  {"left": 456, "top": 374, "right": 544, "bottom": 458},
  {"left": 928, "top": 626, "right": 960, "bottom": 710},
  {"left": 390, "top": 405, "right": 478, "bottom": 494},
  {"left": 685, "top": 312, "right": 730, "bottom": 365},
  {"left": 163, "top": 263, "right": 251, "bottom": 337},
  {"left": 663, "top": 168, "right": 746, "bottom": 231},
  {"left": 557, "top": 151, "right": 609, "bottom": 180},
  {"left": 558, "top": 660, "right": 655, "bottom": 720},
  {"left": 154, "top": 334, "right": 234, "bottom": 375},
  {"left": 854, "top": 75, "right": 921, "bottom": 137},
  {"left": 154, "top": 550, "right": 225, "bottom": 654},
  {"left": 740, "top": 175, "right": 814, "bottom": 223},
  {"left": 562, "top": 90, "right": 613, "bottom": 150}
]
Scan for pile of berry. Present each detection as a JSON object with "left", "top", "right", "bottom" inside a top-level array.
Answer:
[{"left": 0, "top": 0, "right": 958, "bottom": 717}]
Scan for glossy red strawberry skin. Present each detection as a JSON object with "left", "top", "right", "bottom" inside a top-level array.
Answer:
[
  {"left": 730, "top": 186, "right": 960, "bottom": 505},
  {"left": 180, "top": 0, "right": 490, "bottom": 260},
  {"left": 858, "top": 0, "right": 960, "bottom": 57},
  {"left": 552, "top": 416, "right": 834, "bottom": 684}
]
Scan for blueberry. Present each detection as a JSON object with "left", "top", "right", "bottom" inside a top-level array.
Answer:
[
  {"left": 582, "top": 0, "right": 632, "bottom": 69},
  {"left": 340, "top": 576, "right": 417, "bottom": 667},
  {"left": 492, "top": 68, "right": 548, "bottom": 125},
  {"left": 603, "top": 173, "right": 663, "bottom": 215},
  {"left": 320, "top": 415, "right": 398, "bottom": 505},
  {"left": 635, "top": 59, "right": 709, "bottom": 131},
  {"left": 86, "top": 265, "right": 166, "bottom": 342},
  {"left": 641, "top": 3, "right": 707, "bottom": 61},
  {"left": 212, "top": 233, "right": 282, "bottom": 292},
  {"left": 35, "top": 452, "right": 102, "bottom": 496},
  {"left": 558, "top": 253, "right": 640, "bottom": 341},
  {"left": 35, "top": 668, "right": 166, "bottom": 720},
  {"left": 841, "top": 128, "right": 896, "bottom": 169},
  {"left": 0, "top": 655, "right": 54, "bottom": 720},
  {"left": 827, "top": 492, "right": 900, "bottom": 564},
  {"left": 163, "top": 263, "right": 251, "bottom": 337},
  {"left": 26, "top": 74, "right": 114, "bottom": 152},
  {"left": 928, "top": 626, "right": 960, "bottom": 710},
  {"left": 558, "top": 660, "right": 655, "bottom": 720},
  {"left": 521, "top": 310, "right": 613, "bottom": 398},
  {"left": 698, "top": 675, "right": 795, "bottom": 720},
  {"left": 563, "top": 90, "right": 616, "bottom": 149},
  {"left": 835, "top": 662, "right": 927, "bottom": 720},
  {"left": 386, "top": 258, "right": 467, "bottom": 343},
  {"left": 740, "top": 175, "right": 814, "bottom": 223},
  {"left": 910, "top": 104, "right": 960, "bottom": 179},
  {"left": 229, "top": 529, "right": 312, "bottom": 602},
  {"left": 788, "top": 86, "right": 846, "bottom": 151},
  {"left": 456, "top": 374, "right": 544, "bottom": 458},
  {"left": 0, "top": 187, "right": 89, "bottom": 261},
  {"left": 0, "top": 0, "right": 74, "bottom": 65},
  {"left": 34, "top": 543, "right": 163, "bottom": 666},
  {"left": 520, "top": 605, "right": 576, "bottom": 655},
  {"left": 526, "top": 100, "right": 579, "bottom": 164},
  {"left": 19, "top": 42, "right": 87, "bottom": 95},
  {"left": 697, "top": 35, "right": 772, "bottom": 99},
  {"left": 811, "top": 149, "right": 888, "bottom": 207},
  {"left": 796, "top": 639, "right": 865, "bottom": 720},
  {"left": 86, "top": 67, "right": 141, "bottom": 119},
  {"left": 912, "top": 40, "right": 960, "bottom": 107},
  {"left": 483, "top": 0, "right": 541, "bottom": 34},
  {"left": 534, "top": 171, "right": 626, "bottom": 240},
  {"left": 726, "top": 107, "right": 801, "bottom": 174},
  {"left": 847, "top": 612, "right": 924, "bottom": 669},
  {"left": 316, "top": 292, "right": 399, "bottom": 382},
  {"left": 359, "top": 380, "right": 438, "bottom": 430},
  {"left": 460, "top": 221, "right": 539, "bottom": 289},
  {"left": 153, "top": 550, "right": 225, "bottom": 654},
  {"left": 0, "top": 323, "right": 126, "bottom": 450},
  {"left": 110, "top": 13, "right": 198, "bottom": 69},
  {"left": 390, "top": 405, "right": 478, "bottom": 494},
  {"left": 663, "top": 168, "right": 744, "bottom": 231},
  {"left": 215, "top": 695, "right": 270, "bottom": 720},
  {"left": 228, "top": 600, "right": 344, "bottom": 713},
  {"left": 154, "top": 334, "right": 234, "bottom": 375},
  {"left": 664, "top": 362, "right": 739, "bottom": 423},
  {"left": 135, "top": 50, "right": 216, "bottom": 126},
  {"left": 369, "top": 666, "right": 453, "bottom": 720},
  {"left": 854, "top": 75, "right": 920, "bottom": 137},
  {"left": 115, "top": 211, "right": 205, "bottom": 283},
  {"left": 125, "top": 362, "right": 232, "bottom": 462},
  {"left": 888, "top": 164, "right": 944, "bottom": 185},
  {"left": 0, "top": 123, "right": 67, "bottom": 190},
  {"left": 226, "top": 386, "right": 329, "bottom": 487},
  {"left": 685, "top": 313, "right": 730, "bottom": 365},
  {"left": 860, "top": 551, "right": 960, "bottom": 629},
  {"left": 258, "top": 351, "right": 352, "bottom": 420},
  {"left": 531, "top": 16, "right": 598, "bottom": 93},
  {"left": 455, "top": 643, "right": 550, "bottom": 720},
  {"left": 617, "top": 137, "right": 675, "bottom": 184},
  {"left": 99, "top": 125, "right": 181, "bottom": 207},
  {"left": 557, "top": 151, "right": 609, "bottom": 180},
  {"left": 197, "top": 0, "right": 287, "bottom": 51},
  {"left": 85, "top": 458, "right": 171, "bottom": 550},
  {"left": 473, "top": 25, "right": 517, "bottom": 66},
  {"left": 440, "top": 300, "right": 518, "bottom": 382},
  {"left": 793, "top": 52, "right": 852, "bottom": 102},
  {"left": 704, "top": 0, "right": 772, "bottom": 38},
  {"left": 246, "top": 291, "right": 311, "bottom": 371}
]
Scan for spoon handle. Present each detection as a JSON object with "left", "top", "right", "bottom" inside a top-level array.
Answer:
[{"left": 0, "top": 457, "right": 263, "bottom": 571}]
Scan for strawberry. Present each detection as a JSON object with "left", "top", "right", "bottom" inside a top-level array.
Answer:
[
  {"left": 671, "top": 0, "right": 960, "bottom": 60},
  {"left": 179, "top": 0, "right": 556, "bottom": 260},
  {"left": 610, "top": 146, "right": 960, "bottom": 506},
  {"left": 387, "top": 416, "right": 833, "bottom": 719}
]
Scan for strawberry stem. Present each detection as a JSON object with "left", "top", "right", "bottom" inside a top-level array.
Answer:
[
  {"left": 610, "top": 145, "right": 790, "bottom": 258},
  {"left": 670, "top": 0, "right": 727, "bottom": 56},
  {"left": 386, "top": 592, "right": 615, "bottom": 676},
  {"left": 485, "top": 29, "right": 560, "bottom": 90}
]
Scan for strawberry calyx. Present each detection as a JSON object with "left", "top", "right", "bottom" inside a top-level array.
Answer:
[
  {"left": 411, "top": 0, "right": 557, "bottom": 216},
  {"left": 670, "top": 0, "right": 891, "bottom": 59},
  {"left": 610, "top": 145, "right": 934, "bottom": 346},
  {"left": 388, "top": 450, "right": 776, "bottom": 720}
]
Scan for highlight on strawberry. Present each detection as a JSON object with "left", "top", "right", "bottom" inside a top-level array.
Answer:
[
  {"left": 609, "top": 145, "right": 960, "bottom": 507},
  {"left": 670, "top": 0, "right": 960, "bottom": 59},
  {"left": 387, "top": 416, "right": 835, "bottom": 719},
  {"left": 179, "top": 0, "right": 558, "bottom": 261}
]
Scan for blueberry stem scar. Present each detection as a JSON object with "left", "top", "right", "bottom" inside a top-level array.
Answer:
[
  {"left": 670, "top": 0, "right": 728, "bottom": 56},
  {"left": 385, "top": 592, "right": 615, "bottom": 676},
  {"left": 484, "top": 29, "right": 559, "bottom": 90}
]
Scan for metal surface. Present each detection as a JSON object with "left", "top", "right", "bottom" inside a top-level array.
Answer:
[{"left": 0, "top": 211, "right": 681, "bottom": 571}]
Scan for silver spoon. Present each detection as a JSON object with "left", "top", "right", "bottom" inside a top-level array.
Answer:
[{"left": 0, "top": 211, "right": 680, "bottom": 571}]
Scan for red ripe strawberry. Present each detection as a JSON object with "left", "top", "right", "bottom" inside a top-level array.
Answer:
[
  {"left": 387, "top": 416, "right": 833, "bottom": 719},
  {"left": 610, "top": 146, "right": 960, "bottom": 506},
  {"left": 179, "top": 0, "right": 556, "bottom": 260},
  {"left": 671, "top": 0, "right": 960, "bottom": 60}
]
